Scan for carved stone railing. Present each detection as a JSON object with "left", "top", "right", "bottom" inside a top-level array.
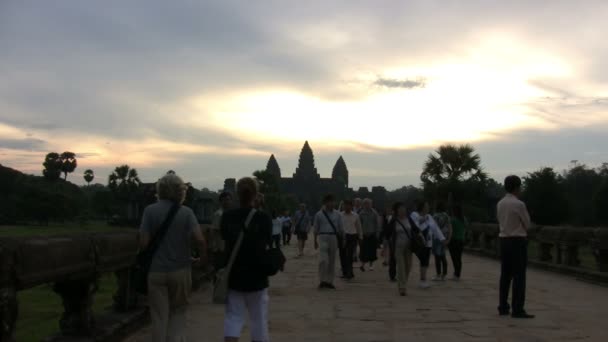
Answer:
[
  {"left": 0, "top": 227, "right": 212, "bottom": 342},
  {"left": 465, "top": 223, "right": 608, "bottom": 283}
]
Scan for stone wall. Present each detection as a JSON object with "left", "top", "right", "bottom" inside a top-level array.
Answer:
[
  {"left": 0, "top": 226, "right": 212, "bottom": 342},
  {"left": 464, "top": 223, "right": 608, "bottom": 283}
]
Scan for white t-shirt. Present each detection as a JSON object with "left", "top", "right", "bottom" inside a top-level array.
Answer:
[
  {"left": 272, "top": 218, "right": 282, "bottom": 236},
  {"left": 410, "top": 212, "right": 446, "bottom": 247}
]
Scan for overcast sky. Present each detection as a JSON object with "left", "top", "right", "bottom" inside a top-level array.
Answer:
[{"left": 1, "top": 0, "right": 607, "bottom": 190}]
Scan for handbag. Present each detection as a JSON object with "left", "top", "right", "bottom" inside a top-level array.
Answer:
[
  {"left": 396, "top": 218, "right": 425, "bottom": 255},
  {"left": 213, "top": 209, "right": 257, "bottom": 304},
  {"left": 134, "top": 203, "right": 181, "bottom": 295},
  {"left": 262, "top": 244, "right": 286, "bottom": 276}
]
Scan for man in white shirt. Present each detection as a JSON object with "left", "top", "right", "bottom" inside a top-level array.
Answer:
[
  {"left": 314, "top": 194, "right": 343, "bottom": 289},
  {"left": 497, "top": 175, "right": 534, "bottom": 319},
  {"left": 340, "top": 199, "right": 363, "bottom": 280},
  {"left": 411, "top": 201, "right": 446, "bottom": 288}
]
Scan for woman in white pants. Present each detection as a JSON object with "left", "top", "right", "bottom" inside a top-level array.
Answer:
[{"left": 221, "top": 177, "right": 273, "bottom": 342}]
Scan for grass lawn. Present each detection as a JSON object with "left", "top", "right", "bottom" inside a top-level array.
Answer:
[
  {"left": 16, "top": 274, "right": 117, "bottom": 342},
  {"left": 0, "top": 222, "right": 132, "bottom": 238}
]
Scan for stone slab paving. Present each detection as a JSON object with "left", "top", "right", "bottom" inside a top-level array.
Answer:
[{"left": 126, "top": 244, "right": 608, "bottom": 341}]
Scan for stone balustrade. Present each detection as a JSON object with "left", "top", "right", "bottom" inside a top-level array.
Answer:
[
  {"left": 0, "top": 226, "right": 212, "bottom": 342},
  {"left": 464, "top": 223, "right": 608, "bottom": 282}
]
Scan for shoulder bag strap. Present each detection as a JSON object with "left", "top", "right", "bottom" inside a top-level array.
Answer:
[
  {"left": 225, "top": 209, "right": 257, "bottom": 271},
  {"left": 396, "top": 219, "right": 413, "bottom": 240},
  {"left": 321, "top": 210, "right": 339, "bottom": 235},
  {"left": 147, "top": 203, "right": 181, "bottom": 255}
]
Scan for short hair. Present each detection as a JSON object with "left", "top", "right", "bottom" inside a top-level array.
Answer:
[
  {"left": 219, "top": 191, "right": 232, "bottom": 201},
  {"left": 156, "top": 173, "right": 186, "bottom": 202},
  {"left": 237, "top": 177, "right": 258, "bottom": 204},
  {"left": 343, "top": 199, "right": 353, "bottom": 206},
  {"left": 504, "top": 175, "right": 522, "bottom": 193},
  {"left": 323, "top": 194, "right": 335, "bottom": 204},
  {"left": 393, "top": 201, "right": 406, "bottom": 213}
]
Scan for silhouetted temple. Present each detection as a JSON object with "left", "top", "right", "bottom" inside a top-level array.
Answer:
[
  {"left": 267, "top": 141, "right": 349, "bottom": 209},
  {"left": 223, "top": 141, "right": 390, "bottom": 211}
]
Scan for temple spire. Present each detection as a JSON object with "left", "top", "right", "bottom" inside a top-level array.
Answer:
[
  {"left": 266, "top": 154, "right": 281, "bottom": 178},
  {"left": 294, "top": 141, "right": 320, "bottom": 179},
  {"left": 332, "top": 155, "right": 349, "bottom": 187}
]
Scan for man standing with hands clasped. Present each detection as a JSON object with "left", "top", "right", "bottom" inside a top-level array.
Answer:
[{"left": 497, "top": 175, "right": 534, "bottom": 319}]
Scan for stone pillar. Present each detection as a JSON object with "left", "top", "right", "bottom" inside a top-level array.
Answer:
[
  {"left": 0, "top": 243, "right": 17, "bottom": 342},
  {"left": 53, "top": 276, "right": 98, "bottom": 336},
  {"left": 592, "top": 228, "right": 608, "bottom": 272},
  {"left": 113, "top": 269, "right": 138, "bottom": 312}
]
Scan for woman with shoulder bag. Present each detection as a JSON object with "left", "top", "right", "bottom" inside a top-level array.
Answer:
[
  {"left": 389, "top": 202, "right": 415, "bottom": 296},
  {"left": 221, "top": 177, "right": 273, "bottom": 342}
]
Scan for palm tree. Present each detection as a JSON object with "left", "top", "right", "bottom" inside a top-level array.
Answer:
[
  {"left": 108, "top": 165, "right": 141, "bottom": 200},
  {"left": 59, "top": 151, "right": 78, "bottom": 180},
  {"left": 421, "top": 144, "right": 487, "bottom": 184},
  {"left": 420, "top": 144, "right": 487, "bottom": 202},
  {"left": 42, "top": 152, "right": 62, "bottom": 181},
  {"left": 84, "top": 169, "right": 95, "bottom": 186}
]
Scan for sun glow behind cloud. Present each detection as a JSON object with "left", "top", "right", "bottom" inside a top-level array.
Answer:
[{"left": 193, "top": 34, "right": 572, "bottom": 151}]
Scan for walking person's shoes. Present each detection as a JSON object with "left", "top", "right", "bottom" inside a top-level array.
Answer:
[
  {"left": 360, "top": 265, "right": 366, "bottom": 272},
  {"left": 431, "top": 275, "right": 442, "bottom": 281},
  {"left": 512, "top": 312, "right": 535, "bottom": 319},
  {"left": 418, "top": 281, "right": 431, "bottom": 289},
  {"left": 498, "top": 305, "right": 511, "bottom": 316},
  {"left": 399, "top": 289, "right": 407, "bottom": 296},
  {"left": 326, "top": 283, "right": 337, "bottom": 290},
  {"left": 451, "top": 276, "right": 460, "bottom": 281}
]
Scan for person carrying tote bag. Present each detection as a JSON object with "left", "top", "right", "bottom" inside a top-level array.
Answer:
[
  {"left": 213, "top": 208, "right": 257, "bottom": 304},
  {"left": 221, "top": 177, "right": 273, "bottom": 342}
]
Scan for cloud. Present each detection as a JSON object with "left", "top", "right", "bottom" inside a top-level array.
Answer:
[
  {"left": 0, "top": 138, "right": 46, "bottom": 151},
  {"left": 373, "top": 77, "right": 426, "bottom": 89}
]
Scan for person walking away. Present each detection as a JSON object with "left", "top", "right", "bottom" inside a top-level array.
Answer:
[
  {"left": 432, "top": 202, "right": 452, "bottom": 281},
  {"left": 411, "top": 200, "right": 446, "bottom": 289},
  {"left": 352, "top": 198, "right": 362, "bottom": 261},
  {"left": 222, "top": 177, "right": 274, "bottom": 341},
  {"left": 211, "top": 192, "right": 232, "bottom": 271},
  {"left": 388, "top": 202, "right": 414, "bottom": 296},
  {"left": 359, "top": 198, "right": 380, "bottom": 272},
  {"left": 140, "top": 173, "right": 207, "bottom": 342},
  {"left": 340, "top": 199, "right": 362, "bottom": 280},
  {"left": 271, "top": 211, "right": 282, "bottom": 249},
  {"left": 293, "top": 204, "right": 311, "bottom": 257},
  {"left": 449, "top": 204, "right": 467, "bottom": 280},
  {"left": 380, "top": 208, "right": 392, "bottom": 267},
  {"left": 314, "top": 194, "right": 343, "bottom": 289},
  {"left": 497, "top": 175, "right": 534, "bottom": 319},
  {"left": 281, "top": 210, "right": 293, "bottom": 245}
]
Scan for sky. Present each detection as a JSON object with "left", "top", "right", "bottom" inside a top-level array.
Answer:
[{"left": 1, "top": 0, "right": 608, "bottom": 191}]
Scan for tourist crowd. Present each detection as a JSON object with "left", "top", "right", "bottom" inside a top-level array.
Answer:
[{"left": 139, "top": 173, "right": 533, "bottom": 342}]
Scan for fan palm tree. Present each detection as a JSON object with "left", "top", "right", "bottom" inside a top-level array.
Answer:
[
  {"left": 420, "top": 144, "right": 487, "bottom": 203},
  {"left": 84, "top": 169, "right": 95, "bottom": 186},
  {"left": 42, "top": 152, "right": 62, "bottom": 181},
  {"left": 59, "top": 151, "right": 78, "bottom": 180},
  {"left": 108, "top": 165, "right": 141, "bottom": 200}
]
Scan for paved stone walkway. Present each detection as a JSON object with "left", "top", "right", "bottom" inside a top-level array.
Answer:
[{"left": 127, "top": 244, "right": 608, "bottom": 341}]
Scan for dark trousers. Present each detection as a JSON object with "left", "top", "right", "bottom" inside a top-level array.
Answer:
[
  {"left": 434, "top": 254, "right": 448, "bottom": 276},
  {"left": 272, "top": 234, "right": 281, "bottom": 249},
  {"left": 499, "top": 237, "right": 528, "bottom": 314},
  {"left": 282, "top": 227, "right": 292, "bottom": 245},
  {"left": 449, "top": 240, "right": 464, "bottom": 277},
  {"left": 341, "top": 234, "right": 358, "bottom": 278},
  {"left": 389, "top": 246, "right": 397, "bottom": 281}
]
